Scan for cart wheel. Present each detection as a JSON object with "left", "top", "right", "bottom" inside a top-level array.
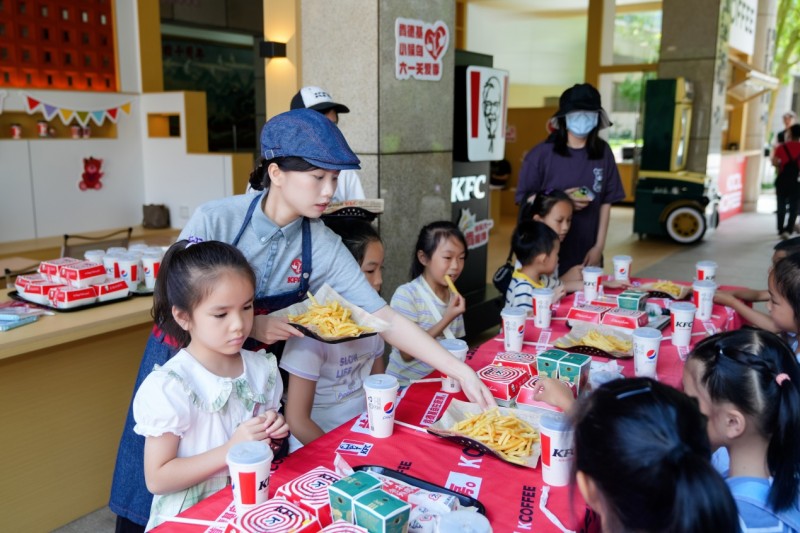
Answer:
[{"left": 665, "top": 205, "right": 706, "bottom": 244}]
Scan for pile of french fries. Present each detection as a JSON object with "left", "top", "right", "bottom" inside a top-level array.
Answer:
[
  {"left": 578, "top": 329, "right": 633, "bottom": 353},
  {"left": 288, "top": 292, "right": 373, "bottom": 338},
  {"left": 650, "top": 280, "right": 683, "bottom": 298},
  {"left": 451, "top": 409, "right": 538, "bottom": 465}
]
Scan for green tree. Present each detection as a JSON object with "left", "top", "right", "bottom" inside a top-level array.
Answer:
[{"left": 768, "top": 0, "right": 800, "bottom": 139}]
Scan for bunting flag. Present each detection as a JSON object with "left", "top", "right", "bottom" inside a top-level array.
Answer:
[{"left": 21, "top": 92, "right": 132, "bottom": 127}]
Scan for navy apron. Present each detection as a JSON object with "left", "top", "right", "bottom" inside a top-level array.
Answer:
[{"left": 109, "top": 194, "right": 312, "bottom": 526}]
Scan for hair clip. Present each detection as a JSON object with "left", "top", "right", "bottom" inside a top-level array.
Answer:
[
  {"left": 185, "top": 236, "right": 204, "bottom": 248},
  {"left": 776, "top": 373, "right": 791, "bottom": 386}
]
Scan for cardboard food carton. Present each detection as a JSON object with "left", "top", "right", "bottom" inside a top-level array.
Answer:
[
  {"left": 21, "top": 280, "right": 67, "bottom": 305},
  {"left": 224, "top": 498, "right": 321, "bottom": 533},
  {"left": 558, "top": 353, "right": 592, "bottom": 396},
  {"left": 94, "top": 279, "right": 130, "bottom": 302},
  {"left": 59, "top": 261, "right": 106, "bottom": 288},
  {"left": 535, "top": 349, "right": 569, "bottom": 378},
  {"left": 353, "top": 489, "right": 411, "bottom": 533},
  {"left": 38, "top": 257, "right": 81, "bottom": 282},
  {"left": 321, "top": 521, "right": 368, "bottom": 532},
  {"left": 14, "top": 273, "right": 46, "bottom": 293},
  {"left": 515, "top": 376, "right": 564, "bottom": 414},
  {"left": 601, "top": 308, "right": 648, "bottom": 331},
  {"left": 275, "top": 466, "right": 342, "bottom": 527},
  {"left": 492, "top": 351, "right": 537, "bottom": 377},
  {"left": 566, "top": 304, "right": 609, "bottom": 326},
  {"left": 589, "top": 295, "right": 618, "bottom": 309},
  {"left": 477, "top": 364, "right": 528, "bottom": 404},
  {"left": 617, "top": 290, "right": 648, "bottom": 311},
  {"left": 49, "top": 286, "right": 98, "bottom": 309},
  {"left": 328, "top": 472, "right": 382, "bottom": 524}
]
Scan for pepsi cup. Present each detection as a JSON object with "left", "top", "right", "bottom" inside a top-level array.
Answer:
[
  {"left": 363, "top": 374, "right": 399, "bottom": 438},
  {"left": 612, "top": 255, "right": 632, "bottom": 282},
  {"left": 226, "top": 441, "right": 273, "bottom": 514},
  {"left": 532, "top": 287, "right": 554, "bottom": 329},
  {"left": 692, "top": 280, "right": 716, "bottom": 321},
  {"left": 633, "top": 327, "right": 662, "bottom": 379},
  {"left": 501, "top": 307, "right": 527, "bottom": 352},
  {"left": 439, "top": 339, "right": 468, "bottom": 393}
]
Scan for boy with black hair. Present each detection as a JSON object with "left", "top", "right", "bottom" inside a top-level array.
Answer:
[{"left": 504, "top": 220, "right": 564, "bottom": 313}]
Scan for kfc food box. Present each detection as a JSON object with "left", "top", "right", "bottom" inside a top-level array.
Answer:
[
  {"left": 59, "top": 261, "right": 106, "bottom": 288},
  {"left": 566, "top": 304, "right": 609, "bottom": 326},
  {"left": 477, "top": 364, "right": 528, "bottom": 404},
  {"left": 94, "top": 279, "right": 130, "bottom": 302},
  {"left": 557, "top": 353, "right": 592, "bottom": 396},
  {"left": 535, "top": 349, "right": 569, "bottom": 378},
  {"left": 329, "top": 472, "right": 382, "bottom": 524},
  {"left": 224, "top": 498, "right": 320, "bottom": 533},
  {"left": 590, "top": 295, "right": 618, "bottom": 309},
  {"left": 617, "top": 289, "right": 648, "bottom": 311},
  {"left": 275, "top": 466, "right": 341, "bottom": 526},
  {"left": 491, "top": 351, "right": 537, "bottom": 377},
  {"left": 21, "top": 280, "right": 66, "bottom": 305},
  {"left": 515, "top": 376, "right": 564, "bottom": 415},
  {"left": 49, "top": 286, "right": 97, "bottom": 309},
  {"left": 14, "top": 273, "right": 46, "bottom": 293},
  {"left": 38, "top": 257, "right": 81, "bottom": 282},
  {"left": 321, "top": 521, "right": 368, "bottom": 532},
  {"left": 601, "top": 308, "right": 648, "bottom": 331},
  {"left": 353, "top": 489, "right": 410, "bottom": 533}
]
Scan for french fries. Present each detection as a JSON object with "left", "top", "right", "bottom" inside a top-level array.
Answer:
[
  {"left": 578, "top": 329, "right": 632, "bottom": 353},
  {"left": 451, "top": 409, "right": 538, "bottom": 465},
  {"left": 444, "top": 274, "right": 460, "bottom": 297},
  {"left": 288, "top": 292, "right": 373, "bottom": 338},
  {"left": 651, "top": 280, "right": 683, "bottom": 298}
]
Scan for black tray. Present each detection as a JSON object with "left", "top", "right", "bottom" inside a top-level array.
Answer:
[
  {"left": 290, "top": 323, "right": 378, "bottom": 344},
  {"left": 9, "top": 290, "right": 132, "bottom": 313},
  {"left": 353, "top": 465, "right": 486, "bottom": 515}
]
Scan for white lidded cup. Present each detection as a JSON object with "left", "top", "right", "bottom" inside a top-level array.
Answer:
[
  {"left": 84, "top": 249, "right": 105, "bottom": 264},
  {"left": 439, "top": 339, "right": 468, "bottom": 393},
  {"left": 102, "top": 253, "right": 121, "bottom": 279},
  {"left": 539, "top": 413, "right": 574, "bottom": 487},
  {"left": 364, "top": 374, "right": 399, "bottom": 438},
  {"left": 695, "top": 260, "right": 718, "bottom": 282},
  {"left": 226, "top": 441, "right": 273, "bottom": 514},
  {"left": 582, "top": 266, "right": 604, "bottom": 302},
  {"left": 141, "top": 252, "right": 162, "bottom": 290},
  {"left": 438, "top": 510, "right": 492, "bottom": 533},
  {"left": 500, "top": 307, "right": 527, "bottom": 352},
  {"left": 612, "top": 255, "right": 632, "bottom": 282},
  {"left": 670, "top": 302, "right": 697, "bottom": 347},
  {"left": 633, "top": 327, "right": 662, "bottom": 379},
  {"left": 116, "top": 253, "right": 142, "bottom": 291},
  {"left": 532, "top": 287, "right": 555, "bottom": 329},
  {"left": 692, "top": 280, "right": 716, "bottom": 321}
]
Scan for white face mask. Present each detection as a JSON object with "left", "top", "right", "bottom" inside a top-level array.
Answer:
[{"left": 565, "top": 111, "right": 599, "bottom": 138}]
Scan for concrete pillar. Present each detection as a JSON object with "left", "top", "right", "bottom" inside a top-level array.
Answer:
[{"left": 299, "top": 0, "right": 455, "bottom": 297}]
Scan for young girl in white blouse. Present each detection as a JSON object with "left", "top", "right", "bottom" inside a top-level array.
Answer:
[{"left": 133, "top": 240, "right": 288, "bottom": 531}]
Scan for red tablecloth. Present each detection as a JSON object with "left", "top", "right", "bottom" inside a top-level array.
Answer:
[{"left": 153, "top": 279, "right": 743, "bottom": 532}]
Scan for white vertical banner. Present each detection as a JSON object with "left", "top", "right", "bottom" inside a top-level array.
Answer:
[
  {"left": 729, "top": 0, "right": 757, "bottom": 55},
  {"left": 465, "top": 66, "right": 510, "bottom": 161}
]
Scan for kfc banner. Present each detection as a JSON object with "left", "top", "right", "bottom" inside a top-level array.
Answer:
[{"left": 465, "top": 66, "right": 509, "bottom": 161}]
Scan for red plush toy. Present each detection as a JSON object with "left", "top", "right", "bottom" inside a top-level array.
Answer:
[{"left": 80, "top": 157, "right": 104, "bottom": 190}]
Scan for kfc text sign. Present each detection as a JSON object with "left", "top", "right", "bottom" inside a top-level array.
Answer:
[
  {"left": 395, "top": 18, "right": 449, "bottom": 81},
  {"left": 466, "top": 66, "right": 509, "bottom": 161}
]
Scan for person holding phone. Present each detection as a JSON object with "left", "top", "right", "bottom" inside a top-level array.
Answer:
[{"left": 516, "top": 84, "right": 625, "bottom": 273}]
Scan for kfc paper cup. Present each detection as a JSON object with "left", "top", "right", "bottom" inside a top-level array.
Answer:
[
  {"left": 439, "top": 339, "right": 468, "bottom": 393},
  {"left": 141, "top": 252, "right": 161, "bottom": 290},
  {"left": 670, "top": 302, "right": 697, "bottom": 347},
  {"left": 226, "top": 441, "right": 273, "bottom": 514},
  {"left": 582, "top": 266, "right": 604, "bottom": 302},
  {"left": 692, "top": 280, "right": 716, "bottom": 321},
  {"left": 501, "top": 307, "right": 527, "bottom": 352},
  {"left": 532, "top": 287, "right": 555, "bottom": 329},
  {"left": 612, "top": 255, "right": 632, "bottom": 282},
  {"left": 633, "top": 327, "right": 662, "bottom": 379},
  {"left": 539, "top": 413, "right": 574, "bottom": 487},
  {"left": 102, "top": 254, "right": 121, "bottom": 279},
  {"left": 695, "top": 260, "right": 718, "bottom": 282},
  {"left": 84, "top": 249, "right": 105, "bottom": 264},
  {"left": 364, "top": 374, "right": 399, "bottom": 438},
  {"left": 116, "top": 254, "right": 142, "bottom": 291}
]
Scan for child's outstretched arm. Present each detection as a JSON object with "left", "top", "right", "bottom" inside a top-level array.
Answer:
[
  {"left": 533, "top": 377, "right": 575, "bottom": 412},
  {"left": 143, "top": 415, "right": 275, "bottom": 495},
  {"left": 713, "top": 293, "right": 779, "bottom": 332},
  {"left": 284, "top": 374, "right": 326, "bottom": 446},
  {"left": 716, "top": 287, "right": 768, "bottom": 303}
]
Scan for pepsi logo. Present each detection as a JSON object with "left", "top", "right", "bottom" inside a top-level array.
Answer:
[
  {"left": 517, "top": 324, "right": 524, "bottom": 334},
  {"left": 143, "top": 266, "right": 151, "bottom": 275},
  {"left": 646, "top": 349, "right": 656, "bottom": 360},
  {"left": 618, "top": 267, "right": 625, "bottom": 273},
  {"left": 383, "top": 401, "right": 395, "bottom": 414}
]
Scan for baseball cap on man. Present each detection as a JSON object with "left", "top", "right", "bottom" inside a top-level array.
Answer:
[
  {"left": 260, "top": 108, "right": 360, "bottom": 170},
  {"left": 290, "top": 86, "right": 350, "bottom": 114}
]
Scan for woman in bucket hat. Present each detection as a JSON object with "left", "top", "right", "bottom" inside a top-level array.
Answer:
[
  {"left": 516, "top": 83, "right": 625, "bottom": 278},
  {"left": 110, "top": 109, "right": 496, "bottom": 532}
]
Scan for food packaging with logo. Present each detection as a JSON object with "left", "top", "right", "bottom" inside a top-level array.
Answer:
[
  {"left": 223, "top": 498, "right": 320, "bottom": 533},
  {"left": 328, "top": 472, "right": 382, "bottom": 524},
  {"left": 601, "top": 308, "right": 649, "bottom": 332},
  {"left": 477, "top": 364, "right": 528, "bottom": 405},
  {"left": 21, "top": 280, "right": 67, "bottom": 305},
  {"left": 320, "top": 521, "right": 368, "bottom": 532},
  {"left": 353, "top": 489, "right": 410, "bottom": 533},
  {"left": 566, "top": 304, "right": 609, "bottom": 326},
  {"left": 38, "top": 257, "right": 81, "bottom": 282},
  {"left": 59, "top": 261, "right": 106, "bottom": 288},
  {"left": 535, "top": 349, "right": 569, "bottom": 378},
  {"left": 49, "top": 286, "right": 97, "bottom": 309},
  {"left": 558, "top": 353, "right": 592, "bottom": 396},
  {"left": 617, "top": 289, "right": 648, "bottom": 311},
  {"left": 14, "top": 273, "right": 47, "bottom": 293},
  {"left": 94, "top": 279, "right": 130, "bottom": 302},
  {"left": 491, "top": 351, "right": 537, "bottom": 377},
  {"left": 275, "top": 466, "right": 341, "bottom": 527},
  {"left": 515, "top": 376, "right": 565, "bottom": 415},
  {"left": 590, "top": 295, "right": 618, "bottom": 309}
]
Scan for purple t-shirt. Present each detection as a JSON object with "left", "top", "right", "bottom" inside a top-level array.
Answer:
[{"left": 516, "top": 141, "right": 625, "bottom": 272}]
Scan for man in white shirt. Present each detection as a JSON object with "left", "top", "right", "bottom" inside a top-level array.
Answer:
[{"left": 290, "top": 86, "right": 366, "bottom": 202}]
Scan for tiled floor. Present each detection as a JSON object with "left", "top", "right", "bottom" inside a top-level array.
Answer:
[{"left": 53, "top": 196, "right": 780, "bottom": 532}]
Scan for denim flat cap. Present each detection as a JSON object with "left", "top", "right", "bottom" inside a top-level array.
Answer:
[{"left": 260, "top": 108, "right": 361, "bottom": 170}]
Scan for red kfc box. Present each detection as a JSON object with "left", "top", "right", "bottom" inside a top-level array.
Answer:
[
  {"left": 38, "top": 257, "right": 81, "bottom": 282},
  {"left": 14, "top": 273, "right": 46, "bottom": 293},
  {"left": 491, "top": 351, "right": 537, "bottom": 377},
  {"left": 477, "top": 364, "right": 528, "bottom": 404},
  {"left": 515, "top": 376, "right": 564, "bottom": 414},
  {"left": 321, "top": 521, "right": 368, "bottom": 532},
  {"left": 49, "top": 286, "right": 97, "bottom": 309},
  {"left": 590, "top": 295, "right": 618, "bottom": 309},
  {"left": 275, "top": 466, "right": 341, "bottom": 527},
  {"left": 601, "top": 308, "right": 648, "bottom": 331},
  {"left": 224, "top": 498, "right": 321, "bottom": 533},
  {"left": 94, "top": 279, "right": 130, "bottom": 302},
  {"left": 21, "top": 280, "right": 67, "bottom": 305},
  {"left": 59, "top": 261, "right": 106, "bottom": 288},
  {"left": 566, "top": 304, "right": 609, "bottom": 326}
]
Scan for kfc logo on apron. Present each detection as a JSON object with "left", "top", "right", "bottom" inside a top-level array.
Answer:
[{"left": 287, "top": 258, "right": 302, "bottom": 284}]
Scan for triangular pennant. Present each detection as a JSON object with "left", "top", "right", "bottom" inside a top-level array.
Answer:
[
  {"left": 90, "top": 110, "right": 105, "bottom": 126},
  {"left": 43, "top": 103, "right": 59, "bottom": 121},
  {"left": 59, "top": 108, "right": 75, "bottom": 125},
  {"left": 120, "top": 102, "right": 131, "bottom": 115},
  {"left": 75, "top": 111, "right": 90, "bottom": 126},
  {"left": 25, "top": 96, "right": 41, "bottom": 114},
  {"left": 105, "top": 107, "right": 119, "bottom": 123}
]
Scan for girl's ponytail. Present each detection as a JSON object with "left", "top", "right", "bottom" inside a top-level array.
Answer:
[
  {"left": 152, "top": 239, "right": 190, "bottom": 347},
  {"left": 768, "top": 368, "right": 800, "bottom": 511},
  {"left": 669, "top": 452, "right": 739, "bottom": 532}
]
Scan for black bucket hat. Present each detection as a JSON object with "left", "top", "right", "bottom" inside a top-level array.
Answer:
[{"left": 550, "top": 83, "right": 612, "bottom": 130}]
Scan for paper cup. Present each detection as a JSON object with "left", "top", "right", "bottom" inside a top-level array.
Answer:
[
  {"left": 582, "top": 266, "right": 604, "bottom": 302},
  {"left": 106, "top": 247, "right": 128, "bottom": 255},
  {"left": 695, "top": 260, "right": 718, "bottom": 282},
  {"left": 633, "top": 327, "right": 662, "bottom": 379},
  {"left": 84, "top": 249, "right": 105, "bottom": 264},
  {"left": 439, "top": 339, "right": 468, "bottom": 393},
  {"left": 612, "top": 255, "right": 632, "bottom": 282},
  {"left": 364, "top": 374, "right": 399, "bottom": 438},
  {"left": 141, "top": 253, "right": 161, "bottom": 290},
  {"left": 102, "top": 254, "right": 121, "bottom": 279},
  {"left": 532, "top": 288, "right": 554, "bottom": 329},
  {"left": 670, "top": 302, "right": 697, "bottom": 347},
  {"left": 539, "top": 413, "right": 574, "bottom": 487},
  {"left": 116, "top": 254, "right": 142, "bottom": 291},
  {"left": 227, "top": 441, "right": 273, "bottom": 514},
  {"left": 501, "top": 307, "right": 527, "bottom": 352},
  {"left": 692, "top": 280, "right": 716, "bottom": 321}
]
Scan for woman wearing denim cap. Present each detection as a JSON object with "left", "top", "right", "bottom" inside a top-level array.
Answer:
[
  {"left": 109, "top": 108, "right": 496, "bottom": 533},
  {"left": 516, "top": 84, "right": 625, "bottom": 279}
]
